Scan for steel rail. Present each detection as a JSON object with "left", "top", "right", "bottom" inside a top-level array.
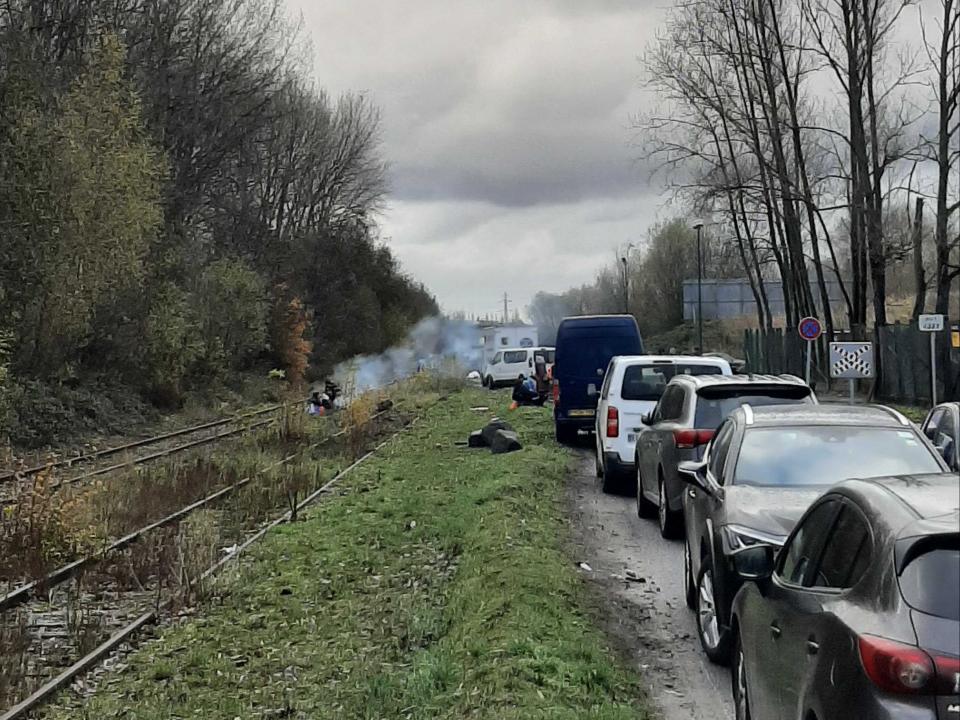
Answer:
[
  {"left": 0, "top": 403, "right": 289, "bottom": 484},
  {"left": 0, "top": 404, "right": 413, "bottom": 720},
  {"left": 0, "top": 409, "right": 390, "bottom": 613}
]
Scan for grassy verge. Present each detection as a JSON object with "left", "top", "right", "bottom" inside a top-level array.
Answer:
[{"left": 42, "top": 388, "right": 647, "bottom": 720}]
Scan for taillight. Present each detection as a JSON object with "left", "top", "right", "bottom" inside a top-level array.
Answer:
[
  {"left": 552, "top": 380, "right": 560, "bottom": 403},
  {"left": 858, "top": 635, "right": 935, "bottom": 694},
  {"left": 673, "top": 429, "right": 715, "bottom": 449},
  {"left": 607, "top": 407, "right": 619, "bottom": 438}
]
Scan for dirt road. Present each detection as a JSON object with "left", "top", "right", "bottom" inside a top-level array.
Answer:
[{"left": 566, "top": 449, "right": 735, "bottom": 720}]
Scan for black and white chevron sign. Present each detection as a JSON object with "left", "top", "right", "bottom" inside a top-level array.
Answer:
[{"left": 829, "top": 342, "right": 874, "bottom": 379}]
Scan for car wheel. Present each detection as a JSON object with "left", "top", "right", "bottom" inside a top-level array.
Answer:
[
  {"left": 683, "top": 539, "right": 696, "bottom": 610},
  {"left": 732, "top": 628, "right": 752, "bottom": 720},
  {"left": 485, "top": 376, "right": 493, "bottom": 389},
  {"left": 595, "top": 441, "right": 603, "bottom": 478},
  {"left": 636, "top": 464, "right": 657, "bottom": 518},
  {"left": 696, "top": 562, "right": 731, "bottom": 664},
  {"left": 657, "top": 474, "right": 682, "bottom": 540}
]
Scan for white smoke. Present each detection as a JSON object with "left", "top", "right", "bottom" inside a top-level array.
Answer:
[{"left": 333, "top": 316, "right": 483, "bottom": 393}]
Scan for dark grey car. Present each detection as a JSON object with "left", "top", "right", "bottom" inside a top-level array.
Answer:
[
  {"left": 634, "top": 374, "right": 815, "bottom": 539},
  {"left": 678, "top": 404, "right": 948, "bottom": 664},
  {"left": 922, "top": 402, "right": 960, "bottom": 471},
  {"left": 730, "top": 474, "right": 960, "bottom": 720}
]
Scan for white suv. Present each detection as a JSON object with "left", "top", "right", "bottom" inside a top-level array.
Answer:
[{"left": 594, "top": 355, "right": 732, "bottom": 492}]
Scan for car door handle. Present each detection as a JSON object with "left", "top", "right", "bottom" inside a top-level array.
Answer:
[
  {"left": 806, "top": 638, "right": 820, "bottom": 655},
  {"left": 770, "top": 623, "right": 781, "bottom": 639},
  {"left": 688, "top": 488, "right": 697, "bottom": 499}
]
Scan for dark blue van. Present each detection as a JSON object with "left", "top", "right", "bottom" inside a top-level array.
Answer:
[{"left": 553, "top": 315, "right": 643, "bottom": 444}]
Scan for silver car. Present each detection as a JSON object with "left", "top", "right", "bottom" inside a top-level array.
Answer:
[{"left": 634, "top": 374, "right": 816, "bottom": 539}]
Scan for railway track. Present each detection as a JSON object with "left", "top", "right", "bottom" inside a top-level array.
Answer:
[
  {"left": 0, "top": 396, "right": 417, "bottom": 718},
  {"left": 0, "top": 403, "right": 292, "bottom": 501}
]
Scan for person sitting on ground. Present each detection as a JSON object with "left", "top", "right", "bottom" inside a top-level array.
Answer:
[
  {"left": 307, "top": 390, "right": 324, "bottom": 416},
  {"left": 512, "top": 374, "right": 544, "bottom": 406}
]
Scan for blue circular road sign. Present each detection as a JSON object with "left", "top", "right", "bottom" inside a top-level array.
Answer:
[{"left": 799, "top": 317, "right": 823, "bottom": 341}]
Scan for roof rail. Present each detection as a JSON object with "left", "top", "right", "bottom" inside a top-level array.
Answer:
[
  {"left": 875, "top": 404, "right": 911, "bottom": 426},
  {"left": 742, "top": 403, "right": 755, "bottom": 425}
]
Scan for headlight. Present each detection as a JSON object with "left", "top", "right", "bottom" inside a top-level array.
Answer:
[{"left": 721, "top": 524, "right": 787, "bottom": 554}]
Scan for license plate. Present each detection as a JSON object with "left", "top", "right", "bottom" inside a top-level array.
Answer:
[
  {"left": 627, "top": 433, "right": 636, "bottom": 443},
  {"left": 568, "top": 409, "right": 595, "bottom": 417}
]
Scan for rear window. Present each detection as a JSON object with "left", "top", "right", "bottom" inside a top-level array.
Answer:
[
  {"left": 900, "top": 546, "right": 960, "bottom": 620},
  {"left": 503, "top": 350, "right": 527, "bottom": 363},
  {"left": 694, "top": 389, "right": 810, "bottom": 428},
  {"left": 622, "top": 364, "right": 723, "bottom": 401},
  {"left": 557, "top": 334, "right": 642, "bottom": 377},
  {"left": 732, "top": 426, "right": 943, "bottom": 487}
]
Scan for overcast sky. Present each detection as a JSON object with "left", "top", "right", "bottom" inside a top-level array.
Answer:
[{"left": 290, "top": 0, "right": 671, "bottom": 319}]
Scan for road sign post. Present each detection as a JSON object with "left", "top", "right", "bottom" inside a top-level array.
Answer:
[
  {"left": 798, "top": 317, "right": 823, "bottom": 386},
  {"left": 918, "top": 314, "right": 944, "bottom": 406},
  {"left": 829, "top": 341, "right": 874, "bottom": 404}
]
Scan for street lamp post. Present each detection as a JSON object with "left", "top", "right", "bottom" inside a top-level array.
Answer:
[
  {"left": 621, "top": 256, "right": 628, "bottom": 314},
  {"left": 692, "top": 221, "right": 704, "bottom": 355}
]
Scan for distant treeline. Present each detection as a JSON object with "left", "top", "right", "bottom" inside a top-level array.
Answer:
[{"left": 0, "top": 0, "right": 437, "bottom": 410}]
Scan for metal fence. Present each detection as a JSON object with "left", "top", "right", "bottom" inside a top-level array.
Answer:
[
  {"left": 743, "top": 324, "right": 960, "bottom": 404},
  {"left": 683, "top": 278, "right": 847, "bottom": 321}
]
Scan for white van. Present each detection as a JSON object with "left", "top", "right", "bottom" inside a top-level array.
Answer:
[
  {"left": 594, "top": 355, "right": 732, "bottom": 490},
  {"left": 483, "top": 346, "right": 554, "bottom": 388}
]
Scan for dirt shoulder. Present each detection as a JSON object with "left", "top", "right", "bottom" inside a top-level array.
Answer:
[{"left": 565, "top": 448, "right": 735, "bottom": 720}]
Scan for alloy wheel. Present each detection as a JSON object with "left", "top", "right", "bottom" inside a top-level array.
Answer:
[
  {"left": 698, "top": 568, "right": 721, "bottom": 650},
  {"left": 683, "top": 542, "right": 691, "bottom": 599}
]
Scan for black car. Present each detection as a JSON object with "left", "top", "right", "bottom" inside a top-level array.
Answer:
[
  {"left": 729, "top": 474, "right": 960, "bottom": 720},
  {"left": 678, "top": 404, "right": 948, "bottom": 664},
  {"left": 922, "top": 401, "right": 960, "bottom": 471}
]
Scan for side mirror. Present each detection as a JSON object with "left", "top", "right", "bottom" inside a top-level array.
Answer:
[
  {"left": 733, "top": 545, "right": 776, "bottom": 582},
  {"left": 587, "top": 383, "right": 598, "bottom": 399},
  {"left": 677, "top": 460, "right": 709, "bottom": 492},
  {"left": 936, "top": 438, "right": 955, "bottom": 467},
  {"left": 924, "top": 423, "right": 939, "bottom": 442}
]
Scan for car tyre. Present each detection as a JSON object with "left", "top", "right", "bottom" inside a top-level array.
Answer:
[
  {"left": 601, "top": 461, "right": 618, "bottom": 494},
  {"left": 696, "top": 562, "right": 731, "bottom": 665},
  {"left": 657, "top": 474, "right": 683, "bottom": 539},
  {"left": 732, "top": 627, "right": 752, "bottom": 720},
  {"left": 485, "top": 376, "right": 494, "bottom": 389},
  {"left": 683, "top": 538, "right": 696, "bottom": 610},
  {"left": 636, "top": 464, "right": 657, "bottom": 518}
]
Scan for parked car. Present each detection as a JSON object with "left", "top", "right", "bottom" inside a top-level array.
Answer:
[
  {"left": 678, "top": 404, "right": 949, "bottom": 664},
  {"left": 635, "top": 374, "right": 816, "bottom": 538},
  {"left": 553, "top": 315, "right": 643, "bottom": 444},
  {"left": 922, "top": 401, "right": 959, "bottom": 471},
  {"left": 594, "top": 355, "right": 732, "bottom": 493},
  {"left": 729, "top": 473, "right": 960, "bottom": 720},
  {"left": 482, "top": 346, "right": 553, "bottom": 388}
]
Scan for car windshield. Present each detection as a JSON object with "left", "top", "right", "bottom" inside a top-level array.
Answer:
[
  {"left": 733, "top": 426, "right": 942, "bottom": 487},
  {"left": 694, "top": 390, "right": 810, "bottom": 428},
  {"left": 899, "top": 545, "right": 960, "bottom": 620},
  {"left": 621, "top": 364, "right": 723, "bottom": 401},
  {"left": 503, "top": 351, "right": 527, "bottom": 363}
]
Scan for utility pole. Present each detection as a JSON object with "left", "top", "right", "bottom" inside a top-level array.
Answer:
[{"left": 503, "top": 293, "right": 509, "bottom": 324}]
